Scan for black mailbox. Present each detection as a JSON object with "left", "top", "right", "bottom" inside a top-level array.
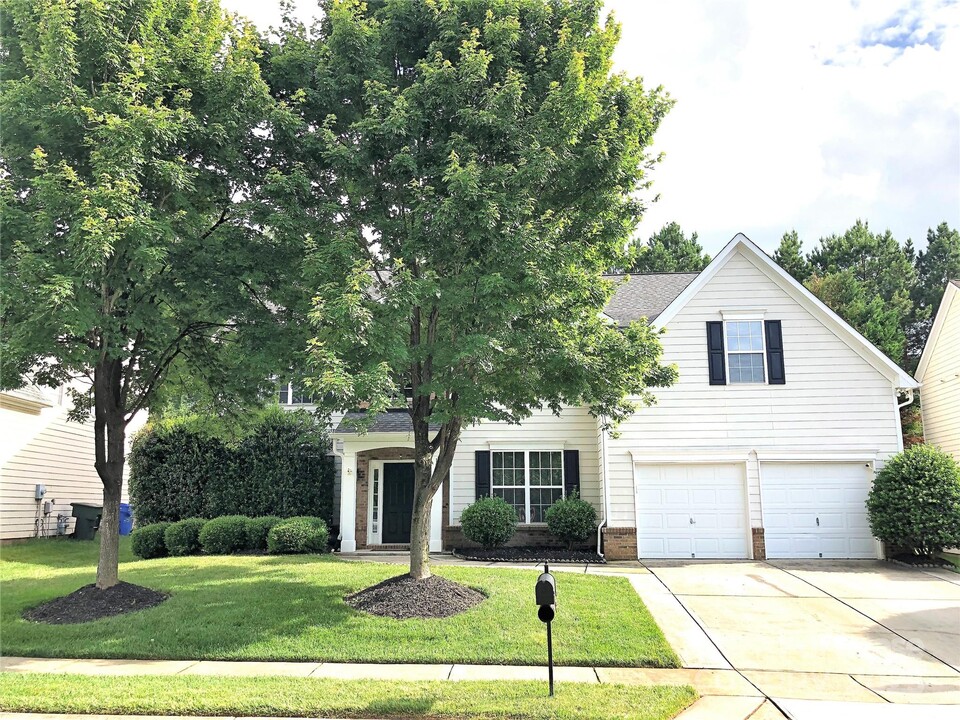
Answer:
[{"left": 535, "top": 572, "right": 556, "bottom": 607}]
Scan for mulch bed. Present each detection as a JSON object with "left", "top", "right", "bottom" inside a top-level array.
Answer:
[
  {"left": 345, "top": 574, "right": 485, "bottom": 619},
  {"left": 453, "top": 547, "right": 606, "bottom": 564},
  {"left": 888, "top": 553, "right": 953, "bottom": 569},
  {"left": 23, "top": 582, "right": 169, "bottom": 625}
]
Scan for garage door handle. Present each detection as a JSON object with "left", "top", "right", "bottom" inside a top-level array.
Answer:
[
  {"left": 816, "top": 517, "right": 819, "bottom": 527},
  {"left": 689, "top": 517, "right": 696, "bottom": 525}
]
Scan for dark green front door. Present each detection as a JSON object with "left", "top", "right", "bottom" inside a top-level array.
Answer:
[{"left": 382, "top": 463, "right": 414, "bottom": 543}]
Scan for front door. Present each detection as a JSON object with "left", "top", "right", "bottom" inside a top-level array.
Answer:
[{"left": 382, "top": 462, "right": 415, "bottom": 543}]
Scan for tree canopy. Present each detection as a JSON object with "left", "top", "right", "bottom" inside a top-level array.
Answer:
[
  {"left": 0, "top": 0, "right": 304, "bottom": 587},
  {"left": 264, "top": 0, "right": 677, "bottom": 577},
  {"left": 624, "top": 222, "right": 711, "bottom": 273}
]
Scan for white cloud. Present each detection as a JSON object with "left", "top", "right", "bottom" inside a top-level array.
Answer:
[{"left": 222, "top": 0, "right": 959, "bottom": 254}]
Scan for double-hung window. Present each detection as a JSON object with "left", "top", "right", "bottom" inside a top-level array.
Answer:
[
  {"left": 725, "top": 320, "right": 765, "bottom": 383},
  {"left": 491, "top": 450, "right": 564, "bottom": 523}
]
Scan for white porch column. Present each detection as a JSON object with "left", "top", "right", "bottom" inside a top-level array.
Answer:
[
  {"left": 429, "top": 455, "right": 443, "bottom": 552},
  {"left": 339, "top": 451, "right": 358, "bottom": 553}
]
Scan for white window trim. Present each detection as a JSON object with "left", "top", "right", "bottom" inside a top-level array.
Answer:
[
  {"left": 724, "top": 319, "right": 767, "bottom": 385},
  {"left": 367, "top": 460, "right": 415, "bottom": 546},
  {"left": 490, "top": 449, "right": 565, "bottom": 525}
]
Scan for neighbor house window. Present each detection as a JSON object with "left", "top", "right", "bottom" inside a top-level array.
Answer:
[
  {"left": 492, "top": 450, "right": 564, "bottom": 523},
  {"left": 725, "top": 321, "right": 765, "bottom": 383},
  {"left": 277, "top": 382, "right": 315, "bottom": 405}
]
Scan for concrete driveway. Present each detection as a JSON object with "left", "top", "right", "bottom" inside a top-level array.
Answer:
[{"left": 631, "top": 559, "right": 960, "bottom": 710}]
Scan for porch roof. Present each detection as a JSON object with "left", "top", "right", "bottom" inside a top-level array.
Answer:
[{"left": 334, "top": 409, "right": 441, "bottom": 435}]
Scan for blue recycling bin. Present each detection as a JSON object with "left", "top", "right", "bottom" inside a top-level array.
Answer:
[{"left": 119, "top": 503, "right": 134, "bottom": 536}]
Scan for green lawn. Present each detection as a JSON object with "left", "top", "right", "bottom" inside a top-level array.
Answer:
[
  {"left": 0, "top": 538, "right": 679, "bottom": 667},
  {"left": 0, "top": 673, "right": 696, "bottom": 720}
]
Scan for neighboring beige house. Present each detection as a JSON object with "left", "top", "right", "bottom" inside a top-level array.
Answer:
[
  {"left": 0, "top": 382, "right": 141, "bottom": 541},
  {"left": 916, "top": 280, "right": 960, "bottom": 461},
  {"left": 319, "top": 234, "right": 917, "bottom": 561}
]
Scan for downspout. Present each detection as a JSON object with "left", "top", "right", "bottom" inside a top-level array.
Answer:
[
  {"left": 331, "top": 438, "right": 345, "bottom": 545},
  {"left": 596, "top": 418, "right": 610, "bottom": 557},
  {"left": 897, "top": 388, "right": 914, "bottom": 409}
]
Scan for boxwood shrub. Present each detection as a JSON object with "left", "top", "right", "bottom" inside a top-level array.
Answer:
[
  {"left": 546, "top": 492, "right": 598, "bottom": 549},
  {"left": 460, "top": 496, "right": 518, "bottom": 549},
  {"left": 199, "top": 515, "right": 250, "bottom": 554},
  {"left": 267, "top": 516, "right": 329, "bottom": 554},
  {"left": 867, "top": 444, "right": 960, "bottom": 558},
  {"left": 245, "top": 516, "right": 282, "bottom": 551},
  {"left": 163, "top": 518, "right": 207, "bottom": 557},
  {"left": 131, "top": 522, "right": 171, "bottom": 559}
]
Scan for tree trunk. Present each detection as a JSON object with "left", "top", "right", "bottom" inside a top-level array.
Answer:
[{"left": 93, "top": 358, "right": 128, "bottom": 590}]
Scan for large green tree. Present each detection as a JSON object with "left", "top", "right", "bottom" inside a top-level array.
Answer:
[
  {"left": 625, "top": 222, "right": 711, "bottom": 273},
  {"left": 0, "top": 0, "right": 303, "bottom": 588},
  {"left": 910, "top": 222, "right": 960, "bottom": 356},
  {"left": 772, "top": 230, "right": 810, "bottom": 282},
  {"left": 265, "top": 0, "right": 677, "bottom": 579}
]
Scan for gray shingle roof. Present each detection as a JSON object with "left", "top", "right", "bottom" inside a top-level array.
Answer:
[
  {"left": 335, "top": 409, "right": 440, "bottom": 434},
  {"left": 951, "top": 279, "right": 959, "bottom": 289},
  {"left": 602, "top": 273, "right": 699, "bottom": 325}
]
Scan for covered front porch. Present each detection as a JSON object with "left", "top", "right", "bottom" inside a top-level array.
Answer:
[{"left": 333, "top": 411, "right": 445, "bottom": 553}]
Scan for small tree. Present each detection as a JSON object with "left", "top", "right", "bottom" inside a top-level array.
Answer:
[
  {"left": 867, "top": 445, "right": 960, "bottom": 559},
  {"left": 1, "top": 0, "right": 304, "bottom": 589},
  {"left": 266, "top": 0, "right": 677, "bottom": 581}
]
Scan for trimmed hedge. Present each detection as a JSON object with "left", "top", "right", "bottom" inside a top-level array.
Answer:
[
  {"left": 267, "top": 516, "right": 329, "bottom": 554},
  {"left": 129, "top": 409, "right": 335, "bottom": 526},
  {"left": 460, "top": 496, "right": 518, "bottom": 549},
  {"left": 164, "top": 518, "right": 207, "bottom": 556},
  {"left": 546, "top": 493, "right": 598, "bottom": 549},
  {"left": 245, "top": 516, "right": 282, "bottom": 551},
  {"left": 131, "top": 522, "right": 171, "bottom": 559},
  {"left": 867, "top": 444, "right": 960, "bottom": 558},
  {"left": 199, "top": 515, "right": 249, "bottom": 555}
]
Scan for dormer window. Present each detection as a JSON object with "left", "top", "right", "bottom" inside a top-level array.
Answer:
[{"left": 706, "top": 319, "right": 785, "bottom": 386}]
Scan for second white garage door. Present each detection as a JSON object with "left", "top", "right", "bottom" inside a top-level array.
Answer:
[
  {"left": 761, "top": 462, "right": 877, "bottom": 559},
  {"left": 635, "top": 463, "right": 749, "bottom": 559}
]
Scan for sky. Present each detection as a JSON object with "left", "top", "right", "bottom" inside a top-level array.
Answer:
[{"left": 223, "top": 0, "right": 959, "bottom": 254}]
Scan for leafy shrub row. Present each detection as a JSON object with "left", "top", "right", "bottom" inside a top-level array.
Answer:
[
  {"left": 131, "top": 516, "right": 328, "bottom": 558},
  {"left": 460, "top": 493, "right": 598, "bottom": 550},
  {"left": 129, "top": 409, "right": 336, "bottom": 526}
]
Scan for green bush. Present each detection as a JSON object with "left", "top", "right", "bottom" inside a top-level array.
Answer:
[
  {"left": 131, "top": 522, "right": 171, "bottom": 559},
  {"left": 267, "top": 516, "right": 329, "bottom": 554},
  {"left": 163, "top": 518, "right": 207, "bottom": 557},
  {"left": 199, "top": 515, "right": 250, "bottom": 554},
  {"left": 867, "top": 445, "right": 960, "bottom": 558},
  {"left": 245, "top": 516, "right": 282, "bottom": 551},
  {"left": 129, "top": 409, "right": 335, "bottom": 525},
  {"left": 460, "top": 496, "right": 518, "bottom": 549},
  {"left": 546, "top": 492, "right": 598, "bottom": 549}
]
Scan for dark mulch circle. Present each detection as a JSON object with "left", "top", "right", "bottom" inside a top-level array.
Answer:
[
  {"left": 23, "top": 582, "right": 169, "bottom": 625},
  {"left": 453, "top": 546, "right": 605, "bottom": 564},
  {"left": 889, "top": 553, "right": 953, "bottom": 569},
  {"left": 345, "top": 574, "right": 485, "bottom": 620}
]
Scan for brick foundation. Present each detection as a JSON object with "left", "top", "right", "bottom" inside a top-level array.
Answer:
[
  {"left": 601, "top": 527, "right": 637, "bottom": 560},
  {"left": 752, "top": 527, "right": 766, "bottom": 560},
  {"left": 355, "top": 447, "right": 415, "bottom": 550},
  {"left": 443, "top": 524, "right": 596, "bottom": 551}
]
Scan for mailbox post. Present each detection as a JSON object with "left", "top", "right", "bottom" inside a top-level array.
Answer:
[{"left": 535, "top": 563, "right": 557, "bottom": 696}]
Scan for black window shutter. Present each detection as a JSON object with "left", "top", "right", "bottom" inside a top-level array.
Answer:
[
  {"left": 563, "top": 450, "right": 580, "bottom": 498},
  {"left": 706, "top": 321, "right": 726, "bottom": 385},
  {"left": 765, "top": 320, "right": 786, "bottom": 385},
  {"left": 475, "top": 451, "right": 491, "bottom": 499}
]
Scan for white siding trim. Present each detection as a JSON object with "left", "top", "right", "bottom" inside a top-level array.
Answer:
[{"left": 916, "top": 281, "right": 958, "bottom": 381}]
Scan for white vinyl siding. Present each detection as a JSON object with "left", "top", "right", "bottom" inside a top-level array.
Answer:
[
  {"left": 449, "top": 407, "right": 602, "bottom": 526},
  {"left": 0, "top": 388, "right": 141, "bottom": 541},
  {"left": 919, "top": 288, "right": 960, "bottom": 461},
  {"left": 605, "top": 246, "right": 902, "bottom": 529}
]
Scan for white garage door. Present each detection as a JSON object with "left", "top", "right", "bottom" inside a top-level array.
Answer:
[
  {"left": 635, "top": 463, "right": 748, "bottom": 559},
  {"left": 761, "top": 462, "right": 876, "bottom": 559}
]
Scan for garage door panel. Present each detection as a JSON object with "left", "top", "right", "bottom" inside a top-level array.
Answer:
[
  {"left": 635, "top": 463, "right": 748, "bottom": 559},
  {"left": 762, "top": 462, "right": 876, "bottom": 559}
]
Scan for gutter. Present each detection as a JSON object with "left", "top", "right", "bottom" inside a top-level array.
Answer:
[{"left": 897, "top": 388, "right": 914, "bottom": 409}]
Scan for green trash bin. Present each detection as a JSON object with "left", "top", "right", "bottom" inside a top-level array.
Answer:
[{"left": 70, "top": 502, "right": 102, "bottom": 540}]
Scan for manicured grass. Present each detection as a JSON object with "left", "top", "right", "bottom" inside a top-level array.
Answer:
[
  {"left": 0, "top": 673, "right": 697, "bottom": 720},
  {"left": 0, "top": 538, "right": 679, "bottom": 667}
]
